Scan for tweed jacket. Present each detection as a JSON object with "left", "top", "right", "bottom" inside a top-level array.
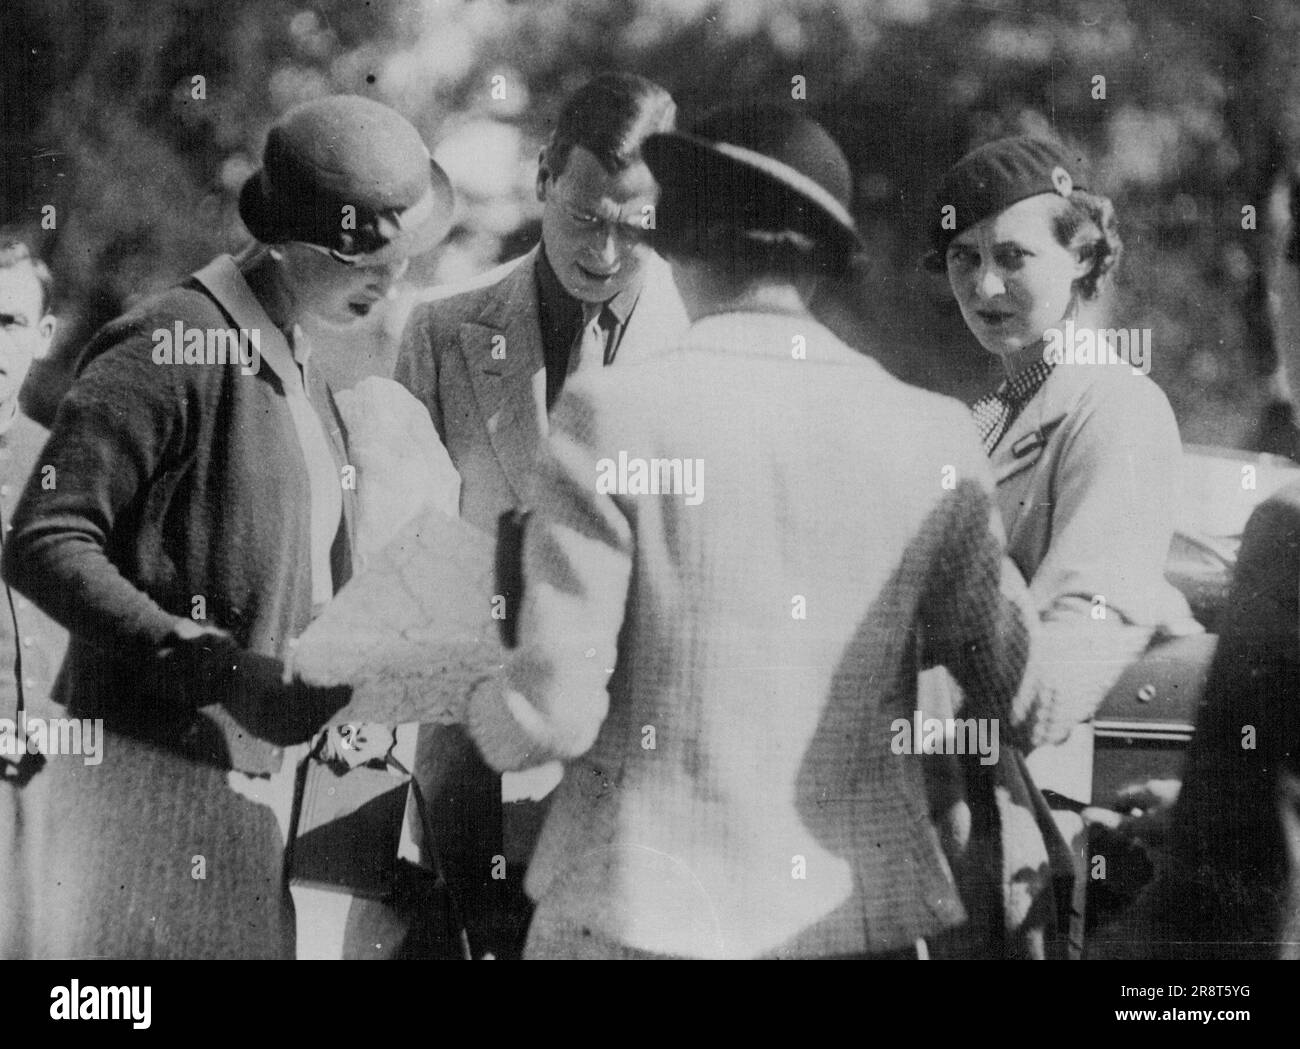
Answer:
[
  {"left": 468, "top": 312, "right": 1046, "bottom": 959},
  {"left": 989, "top": 361, "right": 1194, "bottom": 800},
  {"left": 394, "top": 246, "right": 689, "bottom": 533}
]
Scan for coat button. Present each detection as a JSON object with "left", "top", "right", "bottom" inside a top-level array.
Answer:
[
  {"left": 22, "top": 636, "right": 33, "bottom": 648},
  {"left": 1136, "top": 684, "right": 1156, "bottom": 703}
]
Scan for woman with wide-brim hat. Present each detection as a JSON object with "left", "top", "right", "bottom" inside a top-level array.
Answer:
[
  {"left": 1, "top": 95, "right": 454, "bottom": 958},
  {"left": 921, "top": 135, "right": 1199, "bottom": 956}
]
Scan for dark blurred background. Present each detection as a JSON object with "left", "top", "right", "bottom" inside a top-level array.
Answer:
[{"left": 5, "top": 0, "right": 1300, "bottom": 448}]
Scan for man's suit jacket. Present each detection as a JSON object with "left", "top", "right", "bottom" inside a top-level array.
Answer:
[
  {"left": 468, "top": 313, "right": 1047, "bottom": 959},
  {"left": 991, "top": 361, "right": 1195, "bottom": 800},
  {"left": 391, "top": 245, "right": 686, "bottom": 955},
  {"left": 394, "top": 246, "right": 689, "bottom": 533}
]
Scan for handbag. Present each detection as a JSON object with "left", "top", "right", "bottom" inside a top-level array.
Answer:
[{"left": 286, "top": 735, "right": 473, "bottom": 959}]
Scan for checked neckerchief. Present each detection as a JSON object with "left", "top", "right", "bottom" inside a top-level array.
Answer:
[{"left": 971, "top": 356, "right": 1056, "bottom": 455}]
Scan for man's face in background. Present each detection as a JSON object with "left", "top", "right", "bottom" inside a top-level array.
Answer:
[
  {"left": 0, "top": 261, "right": 55, "bottom": 410},
  {"left": 537, "top": 145, "right": 658, "bottom": 304}
]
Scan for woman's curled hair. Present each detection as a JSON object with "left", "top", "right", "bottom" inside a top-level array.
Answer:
[{"left": 1051, "top": 189, "right": 1122, "bottom": 300}]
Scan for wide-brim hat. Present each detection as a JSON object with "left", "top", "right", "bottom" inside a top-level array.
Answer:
[
  {"left": 642, "top": 104, "right": 861, "bottom": 263},
  {"left": 239, "top": 94, "right": 455, "bottom": 265}
]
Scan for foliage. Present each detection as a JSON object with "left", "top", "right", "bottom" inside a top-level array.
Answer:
[{"left": 3, "top": 0, "right": 1298, "bottom": 442}]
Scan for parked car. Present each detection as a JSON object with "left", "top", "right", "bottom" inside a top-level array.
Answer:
[
  {"left": 1095, "top": 443, "right": 1300, "bottom": 797},
  {"left": 1086, "top": 443, "right": 1300, "bottom": 938}
]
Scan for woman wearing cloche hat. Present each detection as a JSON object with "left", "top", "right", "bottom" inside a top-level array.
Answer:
[
  {"left": 1, "top": 95, "right": 454, "bottom": 958},
  {"left": 920, "top": 134, "right": 1198, "bottom": 957}
]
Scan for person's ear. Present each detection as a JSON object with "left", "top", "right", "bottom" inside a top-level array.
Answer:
[
  {"left": 34, "top": 314, "right": 56, "bottom": 357},
  {"left": 536, "top": 148, "right": 552, "bottom": 203}
]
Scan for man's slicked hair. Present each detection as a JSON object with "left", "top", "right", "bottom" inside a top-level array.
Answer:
[
  {"left": 0, "top": 238, "right": 54, "bottom": 314},
  {"left": 546, "top": 72, "right": 676, "bottom": 178}
]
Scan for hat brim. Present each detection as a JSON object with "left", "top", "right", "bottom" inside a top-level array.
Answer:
[
  {"left": 238, "top": 159, "right": 456, "bottom": 264},
  {"left": 643, "top": 131, "right": 862, "bottom": 251}
]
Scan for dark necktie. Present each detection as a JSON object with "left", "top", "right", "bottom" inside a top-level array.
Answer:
[{"left": 568, "top": 302, "right": 613, "bottom": 377}]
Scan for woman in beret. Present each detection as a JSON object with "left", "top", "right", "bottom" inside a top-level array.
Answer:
[
  {"left": 923, "top": 135, "right": 1198, "bottom": 956},
  {"left": 0, "top": 95, "right": 453, "bottom": 958}
]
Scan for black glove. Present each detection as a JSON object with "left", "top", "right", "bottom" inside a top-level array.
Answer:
[{"left": 148, "top": 625, "right": 350, "bottom": 747}]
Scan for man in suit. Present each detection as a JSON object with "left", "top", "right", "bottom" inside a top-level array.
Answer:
[
  {"left": 396, "top": 71, "right": 687, "bottom": 533},
  {"left": 466, "top": 105, "right": 1055, "bottom": 958},
  {"left": 393, "top": 72, "right": 687, "bottom": 956}
]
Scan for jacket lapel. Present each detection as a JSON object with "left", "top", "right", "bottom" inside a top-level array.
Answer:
[
  {"left": 459, "top": 247, "right": 548, "bottom": 506},
  {"left": 191, "top": 254, "right": 358, "bottom": 588},
  {"left": 309, "top": 367, "right": 358, "bottom": 589},
  {"left": 989, "top": 367, "right": 1075, "bottom": 485},
  {"left": 454, "top": 248, "right": 686, "bottom": 506}
]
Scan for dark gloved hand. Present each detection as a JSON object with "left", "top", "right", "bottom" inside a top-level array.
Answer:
[
  {"left": 142, "top": 621, "right": 241, "bottom": 710},
  {"left": 148, "top": 619, "right": 350, "bottom": 746}
]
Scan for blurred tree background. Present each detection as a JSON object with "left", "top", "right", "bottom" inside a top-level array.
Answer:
[{"left": 4, "top": 0, "right": 1300, "bottom": 447}]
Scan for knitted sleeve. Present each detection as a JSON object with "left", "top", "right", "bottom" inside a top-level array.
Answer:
[{"left": 1, "top": 314, "right": 186, "bottom": 655}]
